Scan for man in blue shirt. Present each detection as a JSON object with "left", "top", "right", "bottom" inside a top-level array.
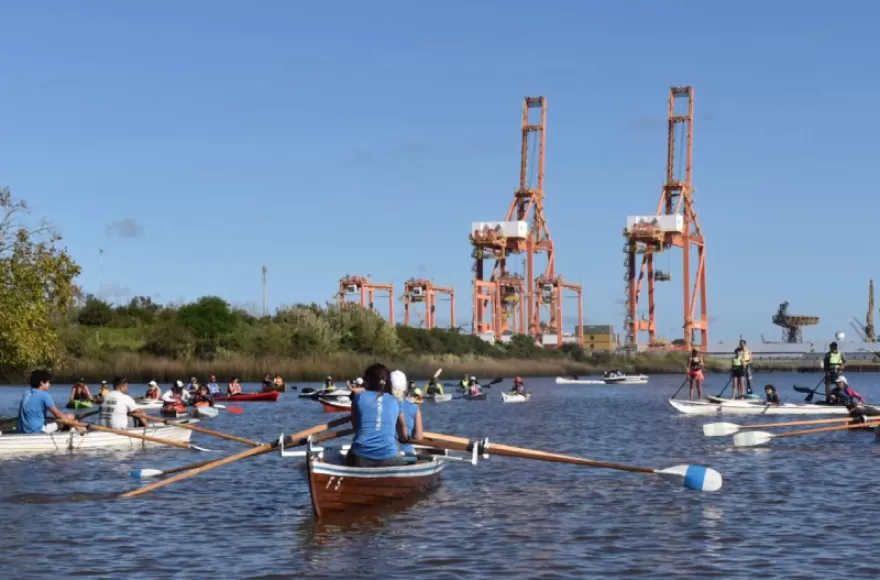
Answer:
[{"left": 16, "top": 369, "right": 74, "bottom": 434}]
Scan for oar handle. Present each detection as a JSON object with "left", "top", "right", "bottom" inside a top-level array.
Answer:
[
  {"left": 775, "top": 419, "right": 880, "bottom": 439},
  {"left": 142, "top": 415, "right": 260, "bottom": 447},
  {"left": 59, "top": 420, "right": 192, "bottom": 450},
  {"left": 740, "top": 417, "right": 854, "bottom": 430}
]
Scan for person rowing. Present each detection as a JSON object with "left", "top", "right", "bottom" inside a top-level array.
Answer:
[
  {"left": 99, "top": 377, "right": 148, "bottom": 429},
  {"left": 469, "top": 381, "right": 483, "bottom": 396},
  {"left": 271, "top": 374, "right": 286, "bottom": 391},
  {"left": 144, "top": 380, "right": 162, "bottom": 400},
  {"left": 17, "top": 370, "right": 75, "bottom": 434},
  {"left": 764, "top": 384, "right": 782, "bottom": 405},
  {"left": 686, "top": 349, "right": 704, "bottom": 400},
  {"left": 510, "top": 377, "right": 527, "bottom": 396},
  {"left": 391, "top": 370, "right": 424, "bottom": 457},
  {"left": 347, "top": 363, "right": 409, "bottom": 467},
  {"left": 828, "top": 376, "right": 864, "bottom": 406},
  {"left": 68, "top": 378, "right": 93, "bottom": 404}
]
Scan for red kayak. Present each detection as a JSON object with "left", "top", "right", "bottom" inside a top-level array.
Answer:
[{"left": 213, "top": 391, "right": 280, "bottom": 402}]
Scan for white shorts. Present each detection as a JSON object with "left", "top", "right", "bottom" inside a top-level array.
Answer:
[{"left": 41, "top": 423, "right": 59, "bottom": 434}]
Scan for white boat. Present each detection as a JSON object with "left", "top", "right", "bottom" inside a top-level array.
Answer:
[
  {"left": 0, "top": 420, "right": 199, "bottom": 456},
  {"left": 668, "top": 399, "right": 852, "bottom": 416},
  {"left": 135, "top": 398, "right": 163, "bottom": 410},
  {"left": 603, "top": 374, "right": 649, "bottom": 385},
  {"left": 501, "top": 392, "right": 531, "bottom": 403},
  {"left": 424, "top": 393, "right": 453, "bottom": 403},
  {"left": 191, "top": 406, "right": 219, "bottom": 419},
  {"left": 555, "top": 377, "right": 605, "bottom": 385}
]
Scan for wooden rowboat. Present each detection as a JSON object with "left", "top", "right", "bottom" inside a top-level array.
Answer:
[
  {"left": 501, "top": 392, "right": 530, "bottom": 403},
  {"left": 668, "top": 398, "right": 854, "bottom": 416},
  {"left": 213, "top": 391, "right": 280, "bottom": 402},
  {"left": 0, "top": 420, "right": 199, "bottom": 456},
  {"left": 303, "top": 439, "right": 446, "bottom": 518}
]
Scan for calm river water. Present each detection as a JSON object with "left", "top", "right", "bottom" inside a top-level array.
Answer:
[{"left": 1, "top": 372, "right": 879, "bottom": 579}]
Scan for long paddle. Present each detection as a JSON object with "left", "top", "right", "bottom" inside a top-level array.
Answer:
[
  {"left": 798, "top": 377, "right": 827, "bottom": 403},
  {"left": 671, "top": 378, "right": 689, "bottom": 399},
  {"left": 732, "top": 419, "right": 880, "bottom": 447},
  {"left": 141, "top": 415, "right": 260, "bottom": 446},
  {"left": 703, "top": 416, "right": 859, "bottom": 437},
  {"left": 714, "top": 378, "right": 733, "bottom": 399},
  {"left": 57, "top": 419, "right": 216, "bottom": 451},
  {"left": 420, "top": 432, "right": 722, "bottom": 492},
  {"left": 120, "top": 415, "right": 352, "bottom": 496}
]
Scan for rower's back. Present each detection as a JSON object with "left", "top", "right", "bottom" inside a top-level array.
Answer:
[{"left": 347, "top": 363, "right": 403, "bottom": 467}]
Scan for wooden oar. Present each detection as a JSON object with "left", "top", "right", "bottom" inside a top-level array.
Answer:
[
  {"left": 732, "top": 419, "right": 880, "bottom": 447},
  {"left": 420, "top": 432, "right": 722, "bottom": 492},
  {"left": 703, "top": 416, "right": 859, "bottom": 437},
  {"left": 57, "top": 419, "right": 216, "bottom": 451},
  {"left": 141, "top": 415, "right": 260, "bottom": 446},
  {"left": 120, "top": 415, "right": 352, "bottom": 495}
]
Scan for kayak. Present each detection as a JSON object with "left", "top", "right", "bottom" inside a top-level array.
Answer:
[
  {"left": 501, "top": 392, "right": 530, "bottom": 403},
  {"left": 603, "top": 374, "right": 649, "bottom": 385},
  {"left": 424, "top": 393, "right": 452, "bottom": 403},
  {"left": 65, "top": 400, "right": 94, "bottom": 409},
  {"left": 135, "top": 398, "right": 163, "bottom": 411},
  {"left": 213, "top": 391, "right": 280, "bottom": 402},
  {"left": 668, "top": 398, "right": 854, "bottom": 416},
  {"left": 192, "top": 406, "right": 220, "bottom": 419},
  {"left": 462, "top": 393, "right": 488, "bottom": 401},
  {"left": 555, "top": 377, "right": 604, "bottom": 385}
]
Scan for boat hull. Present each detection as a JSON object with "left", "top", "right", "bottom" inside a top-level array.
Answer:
[
  {"left": 213, "top": 391, "right": 280, "bottom": 402},
  {"left": 192, "top": 406, "right": 219, "bottom": 419},
  {"left": 603, "top": 375, "right": 649, "bottom": 385},
  {"left": 66, "top": 400, "right": 94, "bottom": 409},
  {"left": 0, "top": 421, "right": 197, "bottom": 456},
  {"left": 424, "top": 393, "right": 452, "bottom": 403},
  {"left": 135, "top": 398, "right": 163, "bottom": 411},
  {"left": 501, "top": 392, "right": 531, "bottom": 403},
  {"left": 462, "top": 393, "right": 488, "bottom": 401},
  {"left": 307, "top": 453, "right": 444, "bottom": 518},
  {"left": 668, "top": 399, "right": 852, "bottom": 416},
  {"left": 320, "top": 397, "right": 352, "bottom": 412},
  {"left": 555, "top": 377, "right": 604, "bottom": 385}
]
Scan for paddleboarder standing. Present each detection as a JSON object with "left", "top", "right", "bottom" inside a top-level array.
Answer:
[
  {"left": 739, "top": 340, "right": 753, "bottom": 394},
  {"left": 823, "top": 342, "right": 846, "bottom": 399}
]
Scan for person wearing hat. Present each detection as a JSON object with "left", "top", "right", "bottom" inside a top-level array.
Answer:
[
  {"left": 144, "top": 380, "right": 162, "bottom": 400},
  {"left": 510, "top": 377, "right": 527, "bottom": 396},
  {"left": 828, "top": 376, "right": 864, "bottom": 406},
  {"left": 99, "top": 376, "right": 147, "bottom": 429},
  {"left": 823, "top": 342, "right": 846, "bottom": 398},
  {"left": 95, "top": 380, "right": 110, "bottom": 403},
  {"left": 324, "top": 376, "right": 336, "bottom": 392},
  {"left": 68, "top": 378, "right": 93, "bottom": 405},
  {"left": 391, "top": 370, "right": 423, "bottom": 455},
  {"left": 161, "top": 380, "right": 190, "bottom": 415}
]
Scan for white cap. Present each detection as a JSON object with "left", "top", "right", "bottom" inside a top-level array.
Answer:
[
  {"left": 148, "top": 380, "right": 158, "bottom": 387},
  {"left": 174, "top": 380, "right": 184, "bottom": 388},
  {"left": 835, "top": 375, "right": 847, "bottom": 384},
  {"left": 390, "top": 370, "right": 407, "bottom": 399},
  {"left": 354, "top": 377, "right": 363, "bottom": 385}
]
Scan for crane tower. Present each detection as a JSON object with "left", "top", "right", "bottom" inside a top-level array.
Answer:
[
  {"left": 772, "top": 302, "right": 818, "bottom": 343},
  {"left": 402, "top": 278, "right": 455, "bottom": 329},
  {"left": 337, "top": 275, "right": 395, "bottom": 326},
  {"left": 623, "top": 86, "right": 708, "bottom": 350},
  {"left": 470, "top": 96, "right": 584, "bottom": 347}
]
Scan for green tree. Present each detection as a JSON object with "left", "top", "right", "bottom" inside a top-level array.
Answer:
[
  {"left": 176, "top": 296, "right": 237, "bottom": 339},
  {"left": 77, "top": 295, "right": 113, "bottom": 327},
  {"left": 0, "top": 187, "right": 81, "bottom": 373}
]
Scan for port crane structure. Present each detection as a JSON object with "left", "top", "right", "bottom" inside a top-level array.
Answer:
[
  {"left": 401, "top": 278, "right": 455, "bottom": 329},
  {"left": 337, "top": 275, "right": 395, "bottom": 326}
]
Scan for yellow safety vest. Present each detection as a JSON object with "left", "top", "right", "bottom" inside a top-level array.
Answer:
[
  {"left": 828, "top": 352, "right": 843, "bottom": 368},
  {"left": 741, "top": 348, "right": 752, "bottom": 364},
  {"left": 731, "top": 355, "right": 743, "bottom": 369}
]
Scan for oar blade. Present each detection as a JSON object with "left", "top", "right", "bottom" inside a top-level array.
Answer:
[
  {"left": 433, "top": 368, "right": 443, "bottom": 379},
  {"left": 225, "top": 407, "right": 243, "bottom": 414},
  {"left": 792, "top": 384, "right": 813, "bottom": 394},
  {"left": 733, "top": 431, "right": 773, "bottom": 447},
  {"left": 702, "top": 422, "right": 740, "bottom": 437},
  {"left": 130, "top": 468, "right": 164, "bottom": 479},
  {"left": 655, "top": 464, "right": 723, "bottom": 492}
]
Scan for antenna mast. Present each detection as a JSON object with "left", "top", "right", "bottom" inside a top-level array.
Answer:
[
  {"left": 262, "top": 266, "right": 268, "bottom": 317},
  {"left": 867, "top": 279, "right": 875, "bottom": 342}
]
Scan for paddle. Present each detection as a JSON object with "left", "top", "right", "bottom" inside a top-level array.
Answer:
[
  {"left": 212, "top": 405, "right": 243, "bottom": 414},
  {"left": 714, "top": 378, "right": 733, "bottom": 399},
  {"left": 120, "top": 415, "right": 353, "bottom": 496},
  {"left": 798, "top": 377, "right": 826, "bottom": 403},
  {"left": 671, "top": 378, "right": 689, "bottom": 399},
  {"left": 421, "top": 432, "right": 722, "bottom": 492},
  {"left": 141, "top": 416, "right": 260, "bottom": 446},
  {"left": 732, "top": 419, "right": 880, "bottom": 447},
  {"left": 56, "top": 419, "right": 217, "bottom": 451},
  {"left": 703, "top": 416, "right": 858, "bottom": 437}
]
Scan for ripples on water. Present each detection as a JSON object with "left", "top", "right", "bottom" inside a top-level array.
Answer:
[{"left": 1, "top": 374, "right": 879, "bottom": 578}]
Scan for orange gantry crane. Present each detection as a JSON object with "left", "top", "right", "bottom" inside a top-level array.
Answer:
[
  {"left": 623, "top": 86, "right": 708, "bottom": 351},
  {"left": 470, "top": 96, "right": 584, "bottom": 347},
  {"left": 337, "top": 275, "right": 395, "bottom": 326},
  {"left": 401, "top": 278, "right": 455, "bottom": 329}
]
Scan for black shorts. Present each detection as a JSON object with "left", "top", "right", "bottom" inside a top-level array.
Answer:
[
  {"left": 825, "top": 370, "right": 840, "bottom": 382},
  {"left": 731, "top": 368, "right": 745, "bottom": 378}
]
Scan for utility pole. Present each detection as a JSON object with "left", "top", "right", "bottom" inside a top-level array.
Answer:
[
  {"left": 99, "top": 248, "right": 104, "bottom": 295},
  {"left": 262, "top": 266, "right": 268, "bottom": 317}
]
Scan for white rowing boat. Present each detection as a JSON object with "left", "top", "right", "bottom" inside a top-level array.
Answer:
[
  {"left": 501, "top": 392, "right": 531, "bottom": 403},
  {"left": 668, "top": 399, "right": 852, "bottom": 416},
  {"left": 0, "top": 420, "right": 199, "bottom": 456},
  {"left": 554, "top": 377, "right": 605, "bottom": 385},
  {"left": 603, "top": 374, "right": 649, "bottom": 385}
]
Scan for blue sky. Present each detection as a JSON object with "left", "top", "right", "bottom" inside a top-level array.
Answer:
[{"left": 0, "top": 0, "right": 877, "bottom": 343}]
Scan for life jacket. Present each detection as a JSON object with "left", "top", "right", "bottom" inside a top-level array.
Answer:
[
  {"left": 192, "top": 393, "right": 212, "bottom": 406},
  {"left": 731, "top": 355, "right": 743, "bottom": 369},
  {"left": 690, "top": 357, "right": 702, "bottom": 370},
  {"left": 741, "top": 349, "right": 752, "bottom": 364},
  {"left": 162, "top": 394, "right": 187, "bottom": 413},
  {"left": 766, "top": 393, "right": 780, "bottom": 404},
  {"left": 426, "top": 384, "right": 440, "bottom": 395},
  {"left": 828, "top": 352, "right": 843, "bottom": 369}
]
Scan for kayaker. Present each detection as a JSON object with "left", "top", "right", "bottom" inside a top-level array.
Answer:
[
  {"left": 469, "top": 381, "right": 483, "bottom": 396},
  {"left": 459, "top": 375, "right": 469, "bottom": 391},
  {"left": 206, "top": 375, "right": 220, "bottom": 396},
  {"left": 191, "top": 384, "right": 214, "bottom": 407},
  {"left": 739, "top": 339, "right": 753, "bottom": 394},
  {"left": 227, "top": 377, "right": 243, "bottom": 395},
  {"left": 99, "top": 377, "right": 148, "bottom": 429},
  {"left": 390, "top": 370, "right": 423, "bottom": 456},
  {"left": 764, "top": 384, "right": 782, "bottom": 405},
  {"left": 687, "top": 349, "right": 704, "bottom": 400},
  {"left": 272, "top": 374, "right": 286, "bottom": 391},
  {"left": 95, "top": 380, "right": 110, "bottom": 403},
  {"left": 406, "top": 380, "right": 418, "bottom": 398},
  {"left": 347, "top": 363, "right": 408, "bottom": 467},
  {"left": 847, "top": 401, "right": 880, "bottom": 423},
  {"left": 68, "top": 378, "right": 93, "bottom": 404},
  {"left": 144, "top": 380, "right": 162, "bottom": 400},
  {"left": 829, "top": 376, "right": 864, "bottom": 405},
  {"left": 823, "top": 342, "right": 846, "bottom": 398},
  {"left": 324, "top": 376, "right": 336, "bottom": 392},
  {"left": 186, "top": 377, "right": 199, "bottom": 392},
  {"left": 511, "top": 377, "right": 526, "bottom": 395},
  {"left": 161, "top": 381, "right": 189, "bottom": 415},
  {"left": 16, "top": 370, "right": 75, "bottom": 434},
  {"left": 426, "top": 379, "right": 444, "bottom": 396},
  {"left": 262, "top": 374, "right": 273, "bottom": 391},
  {"left": 730, "top": 348, "right": 746, "bottom": 399}
]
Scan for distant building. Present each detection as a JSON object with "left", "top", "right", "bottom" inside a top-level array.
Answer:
[
  {"left": 579, "top": 325, "right": 618, "bottom": 351},
  {"left": 703, "top": 340, "right": 878, "bottom": 363}
]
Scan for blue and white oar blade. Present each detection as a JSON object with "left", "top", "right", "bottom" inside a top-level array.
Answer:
[
  {"left": 655, "top": 464, "right": 723, "bottom": 492},
  {"left": 702, "top": 422, "right": 740, "bottom": 437},
  {"left": 130, "top": 468, "right": 164, "bottom": 479},
  {"left": 733, "top": 431, "right": 773, "bottom": 448}
]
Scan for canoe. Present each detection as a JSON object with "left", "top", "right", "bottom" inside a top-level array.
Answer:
[
  {"left": 501, "top": 392, "right": 531, "bottom": 403},
  {"left": 304, "top": 440, "right": 445, "bottom": 518},
  {"left": 555, "top": 377, "right": 605, "bottom": 385},
  {"left": 0, "top": 420, "right": 199, "bottom": 456},
  {"left": 213, "top": 391, "right": 280, "bottom": 402},
  {"left": 424, "top": 393, "right": 452, "bottom": 403},
  {"left": 668, "top": 398, "right": 853, "bottom": 416},
  {"left": 319, "top": 396, "right": 351, "bottom": 413},
  {"left": 462, "top": 393, "right": 488, "bottom": 401},
  {"left": 191, "top": 406, "right": 219, "bottom": 419},
  {"left": 603, "top": 374, "right": 649, "bottom": 385},
  {"left": 65, "top": 400, "right": 94, "bottom": 409}
]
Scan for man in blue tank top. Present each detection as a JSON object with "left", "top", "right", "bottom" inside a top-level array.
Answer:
[
  {"left": 390, "top": 370, "right": 423, "bottom": 456},
  {"left": 347, "top": 363, "right": 408, "bottom": 467}
]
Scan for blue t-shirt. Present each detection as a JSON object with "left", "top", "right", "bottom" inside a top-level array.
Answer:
[
  {"left": 399, "top": 399, "right": 419, "bottom": 454},
  {"left": 349, "top": 391, "right": 401, "bottom": 461},
  {"left": 17, "top": 388, "right": 56, "bottom": 433}
]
